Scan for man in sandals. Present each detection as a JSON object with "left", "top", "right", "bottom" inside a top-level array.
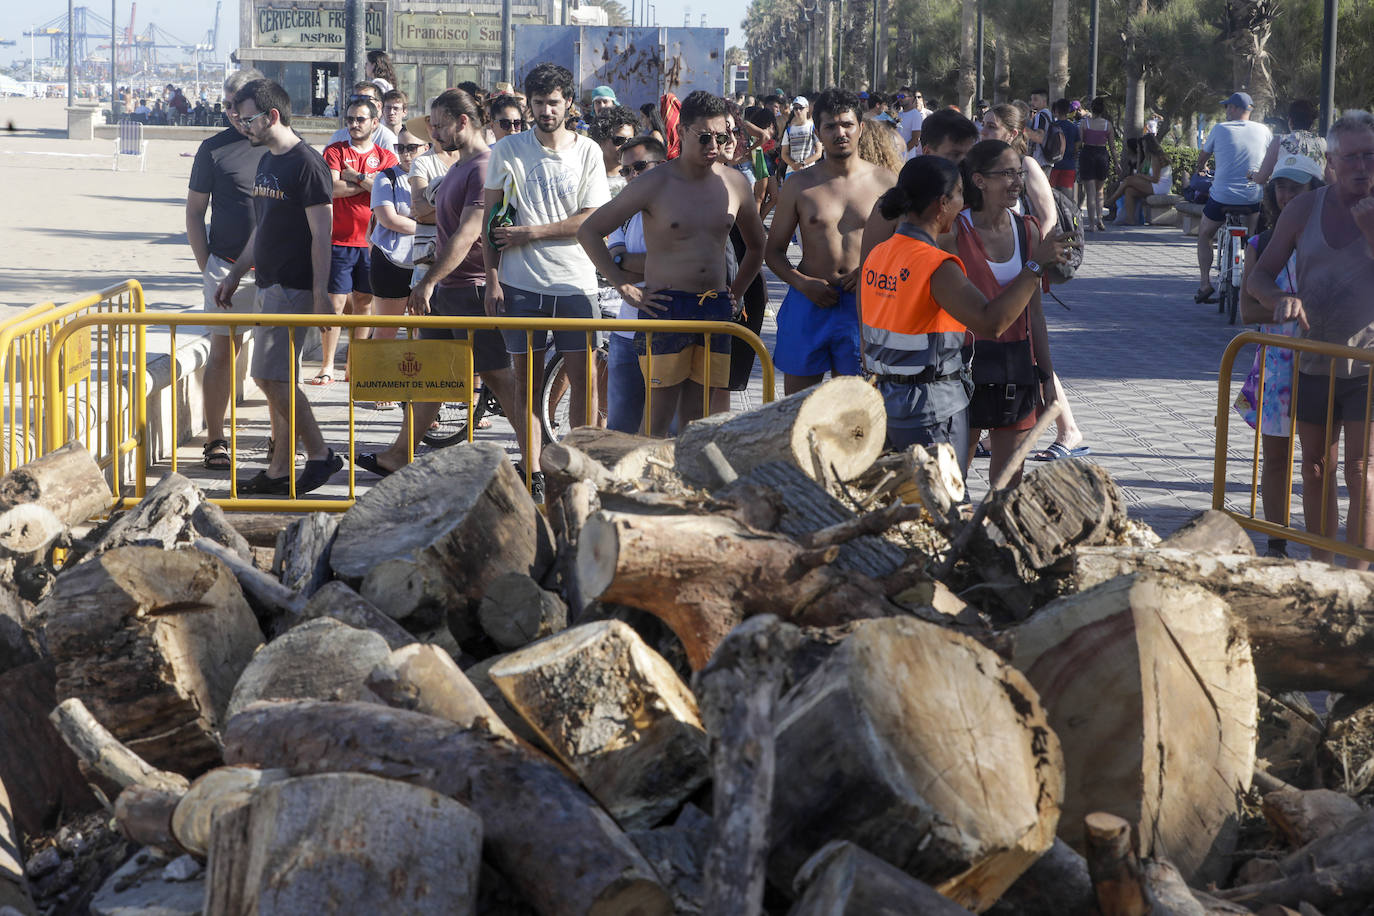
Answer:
[{"left": 217, "top": 78, "right": 344, "bottom": 495}]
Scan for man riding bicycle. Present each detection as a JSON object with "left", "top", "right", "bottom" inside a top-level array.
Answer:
[{"left": 1194, "top": 91, "right": 1272, "bottom": 303}]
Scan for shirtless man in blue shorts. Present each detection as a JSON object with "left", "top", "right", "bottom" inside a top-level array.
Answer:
[{"left": 765, "top": 88, "right": 896, "bottom": 393}]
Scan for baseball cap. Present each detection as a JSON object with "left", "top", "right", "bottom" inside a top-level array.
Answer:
[
  {"left": 592, "top": 85, "right": 617, "bottom": 101},
  {"left": 771, "top": 88, "right": 785, "bottom": 98},
  {"left": 792, "top": 96, "right": 809, "bottom": 108},
  {"left": 1222, "top": 91, "right": 1254, "bottom": 110},
  {"left": 1272, "top": 153, "right": 1324, "bottom": 184}
]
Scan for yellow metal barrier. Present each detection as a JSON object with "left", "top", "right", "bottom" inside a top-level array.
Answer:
[
  {"left": 42, "top": 311, "right": 775, "bottom": 513},
  {"left": 1215, "top": 330, "right": 1374, "bottom": 564},
  {"left": 0, "top": 280, "right": 145, "bottom": 477}
]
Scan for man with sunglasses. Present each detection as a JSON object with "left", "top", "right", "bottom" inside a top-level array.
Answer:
[
  {"left": 589, "top": 106, "right": 641, "bottom": 196},
  {"left": 326, "top": 82, "right": 398, "bottom": 153},
  {"left": 767, "top": 88, "right": 895, "bottom": 395},
  {"left": 579, "top": 90, "right": 766, "bottom": 437},
  {"left": 896, "top": 87, "right": 926, "bottom": 159}
]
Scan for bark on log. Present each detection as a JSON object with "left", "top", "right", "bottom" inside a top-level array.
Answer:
[
  {"left": 1084, "top": 812, "right": 1150, "bottom": 916},
  {"left": 1009, "top": 573, "right": 1257, "bottom": 884},
  {"left": 561, "top": 427, "right": 677, "bottom": 481},
  {"left": 297, "top": 580, "right": 414, "bottom": 649},
  {"left": 1073, "top": 547, "right": 1374, "bottom": 695},
  {"left": 1273, "top": 808, "right": 1374, "bottom": 877},
  {"left": 692, "top": 615, "right": 800, "bottom": 914},
  {"left": 464, "top": 654, "right": 555, "bottom": 752},
  {"left": 674, "top": 376, "right": 886, "bottom": 487},
  {"left": 225, "top": 512, "right": 301, "bottom": 548},
  {"left": 0, "top": 664, "right": 97, "bottom": 837},
  {"left": 478, "top": 572, "right": 568, "bottom": 650},
  {"left": 111, "top": 781, "right": 184, "bottom": 850},
  {"left": 49, "top": 697, "right": 190, "bottom": 794},
  {"left": 988, "top": 838, "right": 1096, "bottom": 916},
  {"left": 540, "top": 442, "right": 617, "bottom": 503},
  {"left": 577, "top": 510, "right": 894, "bottom": 670},
  {"left": 490, "top": 620, "right": 708, "bottom": 829},
  {"left": 329, "top": 442, "right": 554, "bottom": 636},
  {"left": 39, "top": 547, "right": 263, "bottom": 774},
  {"left": 170, "top": 766, "right": 289, "bottom": 857},
  {"left": 1216, "top": 861, "right": 1374, "bottom": 911},
  {"left": 790, "top": 840, "right": 976, "bottom": 915},
  {"left": 768, "top": 617, "right": 1064, "bottom": 912},
  {"left": 222, "top": 700, "right": 673, "bottom": 916},
  {"left": 1263, "top": 788, "right": 1363, "bottom": 848},
  {"left": 1160, "top": 509, "right": 1257, "bottom": 555},
  {"left": 194, "top": 536, "right": 305, "bottom": 634},
  {"left": 271, "top": 512, "right": 337, "bottom": 597},
  {"left": 548, "top": 479, "right": 599, "bottom": 617},
  {"left": 225, "top": 616, "right": 390, "bottom": 719},
  {"left": 366, "top": 643, "right": 519, "bottom": 743},
  {"left": 0, "top": 776, "right": 36, "bottom": 916},
  {"left": 0, "top": 589, "right": 37, "bottom": 675},
  {"left": 204, "top": 772, "right": 483, "bottom": 915},
  {"left": 0, "top": 441, "right": 111, "bottom": 525},
  {"left": 75, "top": 472, "right": 250, "bottom": 565},
  {"left": 0, "top": 504, "right": 64, "bottom": 564}
]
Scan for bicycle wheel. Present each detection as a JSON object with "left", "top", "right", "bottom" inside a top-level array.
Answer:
[
  {"left": 540, "top": 353, "right": 570, "bottom": 443},
  {"left": 421, "top": 389, "right": 489, "bottom": 448},
  {"left": 1221, "top": 279, "right": 1239, "bottom": 325},
  {"left": 1215, "top": 233, "right": 1227, "bottom": 314}
]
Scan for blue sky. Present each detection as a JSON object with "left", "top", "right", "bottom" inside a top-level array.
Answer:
[{"left": 0, "top": 0, "right": 743, "bottom": 69}]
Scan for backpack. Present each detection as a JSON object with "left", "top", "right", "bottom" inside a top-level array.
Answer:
[
  {"left": 1022, "top": 187, "right": 1084, "bottom": 284},
  {"left": 1041, "top": 114, "right": 1067, "bottom": 165}
]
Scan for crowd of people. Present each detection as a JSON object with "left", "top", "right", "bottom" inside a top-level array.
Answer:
[{"left": 184, "top": 56, "right": 1374, "bottom": 562}]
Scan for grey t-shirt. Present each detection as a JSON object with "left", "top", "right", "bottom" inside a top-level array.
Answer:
[
  {"left": 188, "top": 127, "right": 266, "bottom": 262},
  {"left": 1203, "top": 119, "right": 1272, "bottom": 205}
]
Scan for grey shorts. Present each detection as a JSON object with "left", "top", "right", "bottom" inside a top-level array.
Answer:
[
  {"left": 202, "top": 253, "right": 259, "bottom": 336},
  {"left": 423, "top": 285, "right": 511, "bottom": 375},
  {"left": 250, "top": 285, "right": 315, "bottom": 383},
  {"left": 499, "top": 284, "right": 596, "bottom": 354}
]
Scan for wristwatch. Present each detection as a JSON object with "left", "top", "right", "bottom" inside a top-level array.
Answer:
[
  {"left": 613, "top": 253, "right": 626, "bottom": 269},
  {"left": 1025, "top": 259, "right": 1045, "bottom": 277}
]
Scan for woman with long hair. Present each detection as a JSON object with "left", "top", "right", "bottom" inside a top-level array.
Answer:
[
  {"left": 1105, "top": 132, "right": 1172, "bottom": 224},
  {"left": 859, "top": 156, "right": 1071, "bottom": 465},
  {"left": 1079, "top": 97, "right": 1118, "bottom": 231},
  {"left": 366, "top": 50, "right": 397, "bottom": 94}
]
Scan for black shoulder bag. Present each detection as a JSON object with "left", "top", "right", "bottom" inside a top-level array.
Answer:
[{"left": 967, "top": 215, "right": 1042, "bottom": 431}]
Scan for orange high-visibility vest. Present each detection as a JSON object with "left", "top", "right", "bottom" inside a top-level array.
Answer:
[{"left": 861, "top": 230, "right": 966, "bottom": 377}]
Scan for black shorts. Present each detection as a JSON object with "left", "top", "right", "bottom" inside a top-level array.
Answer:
[
  {"left": 1296, "top": 372, "right": 1373, "bottom": 426},
  {"left": 369, "top": 246, "right": 413, "bottom": 299},
  {"left": 1203, "top": 198, "right": 1261, "bottom": 222},
  {"left": 422, "top": 285, "right": 511, "bottom": 375},
  {"left": 1079, "top": 145, "right": 1109, "bottom": 182}
]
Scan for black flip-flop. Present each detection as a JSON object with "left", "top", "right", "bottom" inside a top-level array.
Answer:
[
  {"left": 297, "top": 449, "right": 344, "bottom": 494},
  {"left": 239, "top": 469, "right": 290, "bottom": 495},
  {"left": 1194, "top": 287, "right": 1217, "bottom": 304},
  {"left": 354, "top": 452, "right": 395, "bottom": 478}
]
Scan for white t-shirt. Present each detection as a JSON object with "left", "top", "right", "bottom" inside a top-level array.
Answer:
[
  {"left": 609, "top": 213, "right": 647, "bottom": 338},
  {"left": 326, "top": 124, "right": 397, "bottom": 153},
  {"left": 1203, "top": 119, "right": 1272, "bottom": 205},
  {"left": 484, "top": 129, "right": 611, "bottom": 295},
  {"left": 900, "top": 107, "right": 925, "bottom": 161}
]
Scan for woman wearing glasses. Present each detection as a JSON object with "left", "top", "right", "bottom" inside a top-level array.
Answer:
[
  {"left": 489, "top": 96, "right": 527, "bottom": 143},
  {"left": 950, "top": 141, "right": 1057, "bottom": 485},
  {"left": 860, "top": 156, "right": 1071, "bottom": 465}
]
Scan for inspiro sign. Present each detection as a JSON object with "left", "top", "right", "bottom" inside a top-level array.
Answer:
[{"left": 255, "top": 3, "right": 385, "bottom": 48}]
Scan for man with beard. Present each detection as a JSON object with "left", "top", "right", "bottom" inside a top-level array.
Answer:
[{"left": 766, "top": 88, "right": 896, "bottom": 393}]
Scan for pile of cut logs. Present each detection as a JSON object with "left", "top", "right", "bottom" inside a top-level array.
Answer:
[{"left": 3, "top": 375, "right": 1374, "bottom": 916}]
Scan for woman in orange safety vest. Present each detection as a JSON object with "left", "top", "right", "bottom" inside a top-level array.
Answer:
[{"left": 860, "top": 155, "right": 1072, "bottom": 470}]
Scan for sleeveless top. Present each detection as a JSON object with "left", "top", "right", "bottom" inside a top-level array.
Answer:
[
  {"left": 1081, "top": 120, "right": 1111, "bottom": 147},
  {"left": 1294, "top": 186, "right": 1374, "bottom": 377}
]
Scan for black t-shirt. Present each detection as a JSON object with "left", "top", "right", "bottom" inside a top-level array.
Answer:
[
  {"left": 188, "top": 127, "right": 266, "bottom": 262},
  {"left": 250, "top": 140, "right": 333, "bottom": 291}
]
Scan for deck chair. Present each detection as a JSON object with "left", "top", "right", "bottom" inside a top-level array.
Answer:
[{"left": 113, "top": 119, "right": 147, "bottom": 172}]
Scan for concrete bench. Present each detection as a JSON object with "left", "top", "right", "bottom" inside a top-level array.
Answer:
[
  {"left": 1176, "top": 201, "right": 1205, "bottom": 237},
  {"left": 1145, "top": 194, "right": 1182, "bottom": 227}
]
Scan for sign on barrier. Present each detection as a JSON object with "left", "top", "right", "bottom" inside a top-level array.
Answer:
[
  {"left": 61, "top": 326, "right": 91, "bottom": 389},
  {"left": 348, "top": 339, "right": 472, "bottom": 402}
]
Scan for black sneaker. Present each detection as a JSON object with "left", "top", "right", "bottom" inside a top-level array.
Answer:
[
  {"left": 297, "top": 449, "right": 344, "bottom": 495},
  {"left": 239, "top": 469, "right": 291, "bottom": 496},
  {"left": 529, "top": 471, "right": 546, "bottom": 506}
]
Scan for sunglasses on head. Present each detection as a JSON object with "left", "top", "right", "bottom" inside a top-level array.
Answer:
[
  {"left": 697, "top": 131, "right": 731, "bottom": 147},
  {"left": 498, "top": 118, "right": 526, "bottom": 130},
  {"left": 397, "top": 143, "right": 424, "bottom": 153},
  {"left": 619, "top": 159, "right": 656, "bottom": 177}
]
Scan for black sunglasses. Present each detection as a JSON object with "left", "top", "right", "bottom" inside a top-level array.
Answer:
[
  {"left": 397, "top": 143, "right": 424, "bottom": 153},
  {"left": 619, "top": 159, "right": 657, "bottom": 177},
  {"left": 497, "top": 118, "right": 526, "bottom": 130},
  {"left": 610, "top": 135, "right": 631, "bottom": 146},
  {"left": 344, "top": 115, "right": 371, "bottom": 124},
  {"left": 697, "top": 131, "right": 731, "bottom": 147}
]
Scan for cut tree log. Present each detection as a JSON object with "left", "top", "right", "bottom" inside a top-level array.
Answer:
[
  {"left": 170, "top": 766, "right": 289, "bottom": 857},
  {"left": 987, "top": 839, "right": 1097, "bottom": 916},
  {"left": 298, "top": 580, "right": 414, "bottom": 650},
  {"left": 1084, "top": 812, "right": 1150, "bottom": 916},
  {"left": 225, "top": 616, "right": 390, "bottom": 719},
  {"left": 768, "top": 616, "right": 1064, "bottom": 912},
  {"left": 111, "top": 782, "right": 185, "bottom": 850},
  {"left": 547, "top": 478, "right": 599, "bottom": 616},
  {"left": 1263, "top": 788, "right": 1364, "bottom": 848},
  {"left": 1216, "top": 860, "right": 1374, "bottom": 912},
  {"left": 463, "top": 654, "right": 555, "bottom": 752},
  {"left": 1008, "top": 573, "right": 1257, "bottom": 884},
  {"left": 0, "top": 504, "right": 65, "bottom": 565},
  {"left": 0, "top": 441, "right": 111, "bottom": 526},
  {"left": 0, "top": 776, "right": 36, "bottom": 916},
  {"left": 49, "top": 697, "right": 190, "bottom": 794},
  {"left": 204, "top": 773, "right": 483, "bottom": 915},
  {"left": 693, "top": 615, "right": 801, "bottom": 915},
  {"left": 628, "top": 806, "right": 711, "bottom": 916},
  {"left": 39, "top": 547, "right": 263, "bottom": 774},
  {"left": 790, "top": 840, "right": 975, "bottom": 916},
  {"left": 74, "top": 472, "right": 250, "bottom": 565},
  {"left": 1160, "top": 509, "right": 1257, "bottom": 555},
  {"left": 365, "top": 643, "right": 519, "bottom": 743},
  {"left": 0, "top": 663, "right": 97, "bottom": 836},
  {"left": 674, "top": 376, "right": 886, "bottom": 487},
  {"left": 1257, "top": 689, "right": 1324, "bottom": 788},
  {"left": 561, "top": 427, "right": 676, "bottom": 481},
  {"left": 489, "top": 619, "right": 709, "bottom": 830},
  {"left": 477, "top": 572, "right": 568, "bottom": 650},
  {"left": 1073, "top": 547, "right": 1374, "bottom": 695},
  {"left": 329, "top": 442, "right": 554, "bottom": 637},
  {"left": 225, "top": 512, "right": 301, "bottom": 548},
  {"left": 222, "top": 700, "right": 673, "bottom": 916},
  {"left": 0, "top": 588, "right": 37, "bottom": 674},
  {"left": 577, "top": 510, "right": 896, "bottom": 669},
  {"left": 271, "top": 512, "right": 337, "bottom": 597},
  {"left": 194, "top": 536, "right": 305, "bottom": 634}
]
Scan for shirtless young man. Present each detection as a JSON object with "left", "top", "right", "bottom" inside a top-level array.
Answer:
[
  {"left": 766, "top": 88, "right": 896, "bottom": 394},
  {"left": 579, "top": 90, "right": 766, "bottom": 437}
]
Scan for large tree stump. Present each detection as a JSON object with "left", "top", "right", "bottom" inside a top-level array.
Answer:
[
  {"left": 225, "top": 616, "right": 390, "bottom": 719},
  {"left": 790, "top": 841, "right": 976, "bottom": 915},
  {"left": 0, "top": 441, "right": 111, "bottom": 525},
  {"left": 271, "top": 512, "right": 337, "bottom": 597},
  {"left": 204, "top": 773, "right": 482, "bottom": 915},
  {"left": 674, "top": 376, "right": 886, "bottom": 487},
  {"left": 489, "top": 620, "right": 709, "bottom": 829},
  {"left": 222, "top": 700, "right": 673, "bottom": 916},
  {"left": 1073, "top": 547, "right": 1374, "bottom": 695},
  {"left": 0, "top": 664, "right": 97, "bottom": 836},
  {"left": 768, "top": 617, "right": 1064, "bottom": 912},
  {"left": 366, "top": 643, "right": 520, "bottom": 743},
  {"left": 329, "top": 442, "right": 554, "bottom": 637},
  {"left": 577, "top": 510, "right": 893, "bottom": 669},
  {"left": 1009, "top": 573, "right": 1257, "bottom": 884},
  {"left": 38, "top": 546, "right": 263, "bottom": 774}
]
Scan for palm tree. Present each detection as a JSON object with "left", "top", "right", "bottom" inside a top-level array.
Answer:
[
  {"left": 957, "top": 0, "right": 977, "bottom": 111},
  {"left": 1222, "top": 0, "right": 1278, "bottom": 119}
]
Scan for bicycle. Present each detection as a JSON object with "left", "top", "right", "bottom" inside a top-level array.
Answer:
[
  {"left": 420, "top": 385, "right": 503, "bottom": 448},
  {"left": 541, "top": 345, "right": 610, "bottom": 443},
  {"left": 1213, "top": 207, "right": 1252, "bottom": 325}
]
